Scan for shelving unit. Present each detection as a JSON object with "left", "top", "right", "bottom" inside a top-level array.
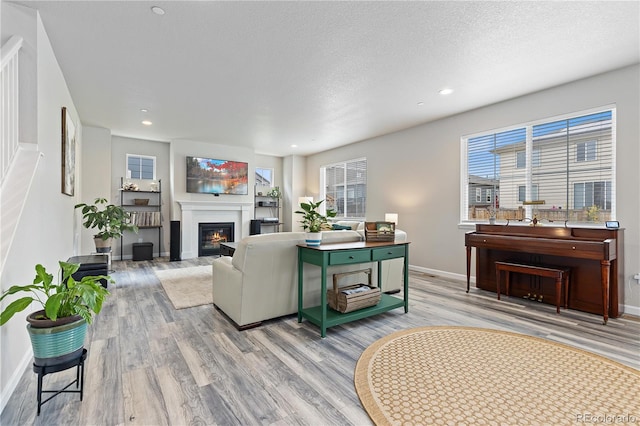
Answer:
[
  {"left": 254, "top": 192, "right": 282, "bottom": 233},
  {"left": 120, "top": 178, "right": 162, "bottom": 260}
]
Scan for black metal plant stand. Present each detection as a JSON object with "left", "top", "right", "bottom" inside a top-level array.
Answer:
[{"left": 32, "top": 349, "right": 87, "bottom": 415}]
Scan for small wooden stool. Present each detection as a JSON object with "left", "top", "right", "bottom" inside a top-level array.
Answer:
[
  {"left": 495, "top": 261, "right": 570, "bottom": 314},
  {"left": 33, "top": 349, "right": 87, "bottom": 415}
]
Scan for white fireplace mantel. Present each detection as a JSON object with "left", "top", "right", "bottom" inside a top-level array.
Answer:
[{"left": 177, "top": 200, "right": 252, "bottom": 259}]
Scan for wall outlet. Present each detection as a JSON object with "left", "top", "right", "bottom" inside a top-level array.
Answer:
[{"left": 634, "top": 273, "right": 640, "bottom": 282}]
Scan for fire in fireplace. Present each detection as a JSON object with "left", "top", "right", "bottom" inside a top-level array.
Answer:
[{"left": 198, "top": 222, "right": 234, "bottom": 256}]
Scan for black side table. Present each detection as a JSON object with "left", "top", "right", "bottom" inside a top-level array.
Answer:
[
  {"left": 219, "top": 242, "right": 238, "bottom": 257},
  {"left": 32, "top": 349, "right": 87, "bottom": 415},
  {"left": 67, "top": 255, "right": 109, "bottom": 287}
]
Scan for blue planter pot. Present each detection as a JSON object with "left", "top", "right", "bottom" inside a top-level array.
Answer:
[
  {"left": 305, "top": 232, "right": 322, "bottom": 247},
  {"left": 26, "top": 311, "right": 87, "bottom": 366}
]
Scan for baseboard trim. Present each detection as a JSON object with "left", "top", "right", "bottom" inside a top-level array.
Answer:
[
  {"left": 0, "top": 346, "right": 32, "bottom": 414},
  {"left": 409, "top": 265, "right": 471, "bottom": 284}
]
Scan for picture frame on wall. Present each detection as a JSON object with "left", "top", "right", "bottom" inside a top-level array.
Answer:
[{"left": 61, "top": 106, "right": 76, "bottom": 196}]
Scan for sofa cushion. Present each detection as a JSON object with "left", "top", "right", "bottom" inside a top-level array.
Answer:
[{"left": 231, "top": 232, "right": 306, "bottom": 272}]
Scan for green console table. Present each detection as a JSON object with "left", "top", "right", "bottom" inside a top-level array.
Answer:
[{"left": 297, "top": 240, "right": 410, "bottom": 337}]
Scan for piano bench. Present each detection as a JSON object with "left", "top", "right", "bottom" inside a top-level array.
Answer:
[{"left": 495, "top": 261, "right": 570, "bottom": 314}]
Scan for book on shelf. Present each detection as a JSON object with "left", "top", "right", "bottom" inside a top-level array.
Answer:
[{"left": 129, "top": 211, "right": 161, "bottom": 227}]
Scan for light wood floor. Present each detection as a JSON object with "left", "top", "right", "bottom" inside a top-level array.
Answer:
[{"left": 2, "top": 257, "right": 639, "bottom": 425}]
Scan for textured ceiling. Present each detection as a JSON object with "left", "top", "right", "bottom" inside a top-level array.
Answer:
[{"left": 8, "top": 1, "right": 640, "bottom": 156}]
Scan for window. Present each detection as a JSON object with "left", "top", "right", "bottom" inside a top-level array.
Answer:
[
  {"left": 518, "top": 184, "right": 538, "bottom": 202},
  {"left": 486, "top": 189, "right": 492, "bottom": 204},
  {"left": 574, "top": 181, "right": 611, "bottom": 210},
  {"left": 255, "top": 167, "right": 274, "bottom": 186},
  {"left": 462, "top": 107, "right": 615, "bottom": 224},
  {"left": 516, "top": 149, "right": 540, "bottom": 168},
  {"left": 476, "top": 188, "right": 481, "bottom": 203},
  {"left": 577, "top": 140, "right": 597, "bottom": 162},
  {"left": 321, "top": 158, "right": 367, "bottom": 219},
  {"left": 127, "top": 154, "right": 156, "bottom": 180}
]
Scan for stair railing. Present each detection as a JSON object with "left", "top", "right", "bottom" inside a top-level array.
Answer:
[{"left": 1, "top": 35, "right": 23, "bottom": 185}]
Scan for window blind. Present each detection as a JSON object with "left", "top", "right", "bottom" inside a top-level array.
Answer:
[
  {"left": 462, "top": 108, "right": 614, "bottom": 224},
  {"left": 323, "top": 158, "right": 367, "bottom": 219}
]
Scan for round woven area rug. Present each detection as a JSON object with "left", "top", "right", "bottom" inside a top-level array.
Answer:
[{"left": 354, "top": 326, "right": 639, "bottom": 426}]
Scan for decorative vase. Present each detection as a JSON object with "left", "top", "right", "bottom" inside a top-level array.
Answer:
[
  {"left": 489, "top": 217, "right": 496, "bottom": 225},
  {"left": 26, "top": 311, "right": 87, "bottom": 366},
  {"left": 305, "top": 232, "right": 322, "bottom": 247}
]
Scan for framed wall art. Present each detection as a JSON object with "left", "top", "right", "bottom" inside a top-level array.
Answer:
[{"left": 61, "top": 106, "right": 76, "bottom": 196}]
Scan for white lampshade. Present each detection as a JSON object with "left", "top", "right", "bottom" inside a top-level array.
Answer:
[
  {"left": 298, "top": 196, "right": 313, "bottom": 205},
  {"left": 385, "top": 213, "right": 398, "bottom": 225}
]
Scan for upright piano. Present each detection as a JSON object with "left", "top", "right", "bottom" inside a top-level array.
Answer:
[{"left": 465, "top": 224, "right": 624, "bottom": 323}]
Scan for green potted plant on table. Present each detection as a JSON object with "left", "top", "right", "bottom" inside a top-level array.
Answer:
[
  {"left": 295, "top": 199, "right": 337, "bottom": 247},
  {"left": 0, "top": 261, "right": 111, "bottom": 365},
  {"left": 75, "top": 198, "right": 138, "bottom": 253}
]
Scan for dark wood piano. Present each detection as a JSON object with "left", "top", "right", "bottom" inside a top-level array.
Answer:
[{"left": 465, "top": 224, "right": 624, "bottom": 324}]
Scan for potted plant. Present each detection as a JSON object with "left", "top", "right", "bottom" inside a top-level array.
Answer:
[
  {"left": 487, "top": 205, "right": 497, "bottom": 225},
  {"left": 295, "top": 199, "right": 337, "bottom": 246},
  {"left": 75, "top": 198, "right": 138, "bottom": 253},
  {"left": 266, "top": 186, "right": 282, "bottom": 199},
  {"left": 0, "top": 261, "right": 111, "bottom": 365}
]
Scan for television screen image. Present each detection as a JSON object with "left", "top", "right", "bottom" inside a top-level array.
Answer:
[{"left": 186, "top": 156, "right": 248, "bottom": 195}]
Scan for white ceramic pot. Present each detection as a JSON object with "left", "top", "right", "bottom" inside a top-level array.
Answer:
[{"left": 305, "top": 232, "right": 322, "bottom": 247}]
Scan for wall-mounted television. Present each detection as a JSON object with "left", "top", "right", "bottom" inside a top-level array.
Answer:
[{"left": 186, "top": 156, "right": 248, "bottom": 195}]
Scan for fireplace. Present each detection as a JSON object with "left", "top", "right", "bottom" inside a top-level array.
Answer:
[{"left": 198, "top": 222, "right": 234, "bottom": 256}]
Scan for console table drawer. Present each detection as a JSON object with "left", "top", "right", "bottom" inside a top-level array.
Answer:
[
  {"left": 329, "top": 250, "right": 372, "bottom": 265},
  {"left": 372, "top": 246, "right": 405, "bottom": 261}
]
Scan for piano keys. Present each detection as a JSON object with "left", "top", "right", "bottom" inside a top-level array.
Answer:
[{"left": 465, "top": 224, "right": 624, "bottom": 324}]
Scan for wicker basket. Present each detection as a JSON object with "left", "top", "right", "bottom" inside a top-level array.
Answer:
[
  {"left": 364, "top": 221, "right": 395, "bottom": 242},
  {"left": 328, "top": 268, "right": 381, "bottom": 313},
  {"left": 133, "top": 198, "right": 149, "bottom": 206}
]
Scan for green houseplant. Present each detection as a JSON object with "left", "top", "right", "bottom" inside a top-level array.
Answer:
[
  {"left": 0, "top": 261, "right": 111, "bottom": 365},
  {"left": 75, "top": 197, "right": 138, "bottom": 252},
  {"left": 266, "top": 186, "right": 282, "bottom": 199},
  {"left": 295, "top": 199, "right": 337, "bottom": 246}
]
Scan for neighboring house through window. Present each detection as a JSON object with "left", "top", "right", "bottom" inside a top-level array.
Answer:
[
  {"left": 255, "top": 167, "right": 273, "bottom": 186},
  {"left": 577, "top": 140, "right": 597, "bottom": 162},
  {"left": 461, "top": 107, "right": 615, "bottom": 224},
  {"left": 321, "top": 158, "right": 367, "bottom": 219},
  {"left": 518, "top": 184, "right": 539, "bottom": 203},
  {"left": 516, "top": 149, "right": 540, "bottom": 168}
]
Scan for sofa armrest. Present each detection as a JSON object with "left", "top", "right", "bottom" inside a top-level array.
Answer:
[{"left": 212, "top": 256, "right": 244, "bottom": 325}]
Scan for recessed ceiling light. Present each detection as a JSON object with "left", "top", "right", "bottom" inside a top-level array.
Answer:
[
  {"left": 291, "top": 144, "right": 298, "bottom": 148},
  {"left": 439, "top": 88, "right": 454, "bottom": 95},
  {"left": 142, "top": 120, "right": 153, "bottom": 126},
  {"left": 140, "top": 108, "right": 148, "bottom": 113},
  {"left": 151, "top": 6, "right": 165, "bottom": 15},
  {"left": 417, "top": 102, "right": 425, "bottom": 106}
]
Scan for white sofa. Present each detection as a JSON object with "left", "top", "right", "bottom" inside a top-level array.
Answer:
[{"left": 212, "top": 227, "right": 407, "bottom": 328}]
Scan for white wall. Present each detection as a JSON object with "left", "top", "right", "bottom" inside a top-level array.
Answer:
[
  {"left": 284, "top": 155, "right": 309, "bottom": 232},
  {"left": 0, "top": 10, "right": 81, "bottom": 411},
  {"left": 111, "top": 136, "right": 170, "bottom": 258},
  {"left": 306, "top": 65, "right": 640, "bottom": 314},
  {"left": 77, "top": 126, "right": 112, "bottom": 254}
]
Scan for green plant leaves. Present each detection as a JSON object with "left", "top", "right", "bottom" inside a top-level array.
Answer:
[
  {"left": 0, "top": 262, "right": 112, "bottom": 326},
  {"left": 0, "top": 297, "right": 34, "bottom": 326},
  {"left": 75, "top": 197, "right": 138, "bottom": 239}
]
